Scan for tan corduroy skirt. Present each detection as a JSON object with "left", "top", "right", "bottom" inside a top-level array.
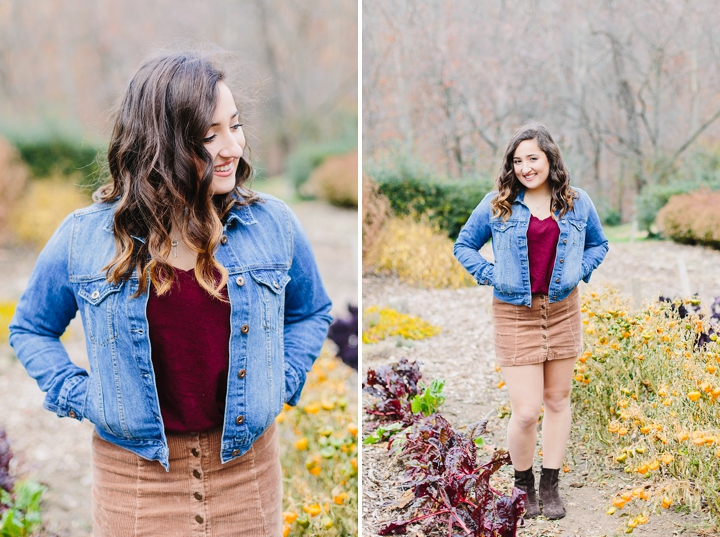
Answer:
[
  {"left": 91, "top": 422, "right": 282, "bottom": 537},
  {"left": 492, "top": 287, "right": 582, "bottom": 367}
]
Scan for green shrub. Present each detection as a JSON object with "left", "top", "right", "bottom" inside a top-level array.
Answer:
[
  {"left": 14, "top": 138, "right": 105, "bottom": 189},
  {"left": 636, "top": 178, "right": 720, "bottom": 233},
  {"left": 657, "top": 189, "right": 720, "bottom": 248},
  {"left": 372, "top": 169, "right": 494, "bottom": 239}
]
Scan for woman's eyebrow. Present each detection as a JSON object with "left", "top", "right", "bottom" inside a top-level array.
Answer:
[{"left": 210, "top": 110, "right": 239, "bottom": 127}]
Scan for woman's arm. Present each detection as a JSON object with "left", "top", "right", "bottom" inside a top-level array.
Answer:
[
  {"left": 453, "top": 192, "right": 496, "bottom": 286},
  {"left": 8, "top": 213, "right": 89, "bottom": 420},
  {"left": 282, "top": 208, "right": 333, "bottom": 406},
  {"left": 581, "top": 195, "right": 609, "bottom": 283}
]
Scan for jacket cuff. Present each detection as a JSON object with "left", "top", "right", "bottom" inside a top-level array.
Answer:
[
  {"left": 45, "top": 374, "right": 87, "bottom": 421},
  {"left": 284, "top": 363, "right": 305, "bottom": 407},
  {"left": 476, "top": 265, "right": 495, "bottom": 286}
]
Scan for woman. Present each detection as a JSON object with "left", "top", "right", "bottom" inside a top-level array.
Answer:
[
  {"left": 454, "top": 123, "right": 608, "bottom": 520},
  {"left": 9, "top": 51, "right": 332, "bottom": 536}
]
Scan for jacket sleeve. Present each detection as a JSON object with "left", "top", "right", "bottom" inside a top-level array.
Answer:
[
  {"left": 453, "top": 192, "right": 496, "bottom": 286},
  {"left": 580, "top": 193, "right": 609, "bottom": 283},
  {"left": 8, "top": 213, "right": 89, "bottom": 420},
  {"left": 282, "top": 207, "right": 333, "bottom": 406}
]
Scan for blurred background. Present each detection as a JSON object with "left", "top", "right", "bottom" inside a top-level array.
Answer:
[
  {"left": 363, "top": 0, "right": 720, "bottom": 239},
  {"left": 0, "top": 1, "right": 358, "bottom": 535}
]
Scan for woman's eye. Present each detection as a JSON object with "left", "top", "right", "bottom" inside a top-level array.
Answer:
[
  {"left": 203, "top": 134, "right": 217, "bottom": 143},
  {"left": 232, "top": 123, "right": 243, "bottom": 130}
]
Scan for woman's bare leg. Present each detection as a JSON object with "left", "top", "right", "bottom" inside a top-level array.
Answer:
[
  {"left": 500, "top": 363, "right": 544, "bottom": 470},
  {"left": 540, "top": 357, "right": 577, "bottom": 468}
]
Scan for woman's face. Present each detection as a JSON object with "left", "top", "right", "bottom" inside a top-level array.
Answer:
[
  {"left": 513, "top": 138, "right": 550, "bottom": 192},
  {"left": 202, "top": 81, "right": 246, "bottom": 195}
]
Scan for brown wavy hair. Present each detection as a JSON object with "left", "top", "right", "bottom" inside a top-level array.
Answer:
[
  {"left": 94, "top": 50, "right": 258, "bottom": 299},
  {"left": 491, "top": 122, "right": 577, "bottom": 221}
]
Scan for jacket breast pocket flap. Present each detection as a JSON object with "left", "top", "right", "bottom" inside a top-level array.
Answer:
[
  {"left": 249, "top": 269, "right": 291, "bottom": 295},
  {"left": 77, "top": 278, "right": 122, "bottom": 345},
  {"left": 492, "top": 220, "right": 519, "bottom": 250}
]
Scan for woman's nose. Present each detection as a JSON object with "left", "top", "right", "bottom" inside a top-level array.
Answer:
[{"left": 219, "top": 134, "right": 244, "bottom": 160}]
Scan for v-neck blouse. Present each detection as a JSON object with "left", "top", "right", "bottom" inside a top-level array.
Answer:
[{"left": 527, "top": 215, "right": 560, "bottom": 295}]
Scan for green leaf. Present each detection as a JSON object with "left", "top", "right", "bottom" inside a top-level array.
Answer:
[
  {"left": 362, "top": 423, "right": 404, "bottom": 444},
  {"left": 474, "top": 437, "right": 484, "bottom": 447},
  {"left": 410, "top": 379, "right": 446, "bottom": 417}
]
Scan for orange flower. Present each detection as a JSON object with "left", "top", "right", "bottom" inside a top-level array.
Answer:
[
  {"left": 333, "top": 492, "right": 349, "bottom": 505},
  {"left": 687, "top": 391, "right": 702, "bottom": 402},
  {"left": 304, "top": 402, "right": 321, "bottom": 414},
  {"left": 347, "top": 423, "right": 358, "bottom": 437},
  {"left": 283, "top": 512, "right": 298, "bottom": 524},
  {"left": 294, "top": 437, "right": 309, "bottom": 450}
]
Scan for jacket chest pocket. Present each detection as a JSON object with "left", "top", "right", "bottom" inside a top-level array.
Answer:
[
  {"left": 77, "top": 279, "right": 122, "bottom": 346},
  {"left": 492, "top": 220, "right": 519, "bottom": 250},
  {"left": 568, "top": 219, "right": 586, "bottom": 247},
  {"left": 249, "top": 269, "right": 291, "bottom": 331}
]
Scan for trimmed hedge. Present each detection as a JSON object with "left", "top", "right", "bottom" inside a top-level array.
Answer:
[
  {"left": 373, "top": 171, "right": 494, "bottom": 239},
  {"left": 657, "top": 189, "right": 720, "bottom": 249}
]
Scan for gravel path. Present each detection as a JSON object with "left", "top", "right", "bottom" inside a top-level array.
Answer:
[
  {"left": 361, "top": 240, "right": 720, "bottom": 537},
  {"left": 0, "top": 199, "right": 357, "bottom": 537}
]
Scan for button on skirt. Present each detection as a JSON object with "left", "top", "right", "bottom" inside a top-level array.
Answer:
[
  {"left": 492, "top": 287, "right": 582, "bottom": 367},
  {"left": 91, "top": 422, "right": 282, "bottom": 537}
]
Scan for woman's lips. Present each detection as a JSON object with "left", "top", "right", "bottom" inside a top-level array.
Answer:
[{"left": 214, "top": 161, "right": 235, "bottom": 177}]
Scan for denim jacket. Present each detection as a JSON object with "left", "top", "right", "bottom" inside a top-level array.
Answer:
[
  {"left": 9, "top": 193, "right": 332, "bottom": 470},
  {"left": 454, "top": 187, "right": 608, "bottom": 307}
]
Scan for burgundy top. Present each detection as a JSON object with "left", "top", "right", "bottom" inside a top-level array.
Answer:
[
  {"left": 527, "top": 215, "right": 560, "bottom": 295},
  {"left": 147, "top": 268, "right": 231, "bottom": 433}
]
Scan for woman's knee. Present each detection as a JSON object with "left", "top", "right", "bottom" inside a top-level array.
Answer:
[
  {"left": 543, "top": 390, "right": 571, "bottom": 414},
  {"left": 511, "top": 407, "right": 542, "bottom": 430}
]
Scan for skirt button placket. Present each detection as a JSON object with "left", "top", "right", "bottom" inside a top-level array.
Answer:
[{"left": 189, "top": 434, "right": 208, "bottom": 536}]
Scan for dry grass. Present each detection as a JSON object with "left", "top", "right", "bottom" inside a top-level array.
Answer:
[
  {"left": 0, "top": 137, "right": 29, "bottom": 246},
  {"left": 9, "top": 178, "right": 89, "bottom": 250},
  {"left": 372, "top": 216, "right": 475, "bottom": 289},
  {"left": 361, "top": 175, "right": 391, "bottom": 268}
]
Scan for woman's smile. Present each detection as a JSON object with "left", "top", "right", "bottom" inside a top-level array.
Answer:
[{"left": 213, "top": 160, "right": 235, "bottom": 177}]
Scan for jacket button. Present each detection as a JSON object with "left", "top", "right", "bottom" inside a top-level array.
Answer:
[
  {"left": 238, "top": 369, "right": 246, "bottom": 379},
  {"left": 241, "top": 324, "right": 250, "bottom": 334},
  {"left": 563, "top": 239, "right": 567, "bottom": 244},
  {"left": 555, "top": 278, "right": 560, "bottom": 283},
  {"left": 232, "top": 449, "right": 240, "bottom": 456},
  {"left": 235, "top": 415, "right": 245, "bottom": 425},
  {"left": 91, "top": 290, "right": 100, "bottom": 300},
  {"left": 68, "top": 410, "right": 77, "bottom": 419},
  {"left": 273, "top": 281, "right": 279, "bottom": 289},
  {"left": 236, "top": 276, "right": 245, "bottom": 286},
  {"left": 191, "top": 448, "right": 199, "bottom": 457},
  {"left": 193, "top": 469, "right": 201, "bottom": 479},
  {"left": 220, "top": 235, "right": 228, "bottom": 245},
  {"left": 553, "top": 296, "right": 558, "bottom": 300},
  {"left": 194, "top": 492, "right": 202, "bottom": 501},
  {"left": 561, "top": 219, "right": 566, "bottom": 223},
  {"left": 195, "top": 515, "right": 204, "bottom": 524},
  {"left": 559, "top": 259, "right": 564, "bottom": 263}
]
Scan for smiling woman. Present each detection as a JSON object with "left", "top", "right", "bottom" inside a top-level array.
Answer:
[
  {"left": 8, "top": 50, "right": 333, "bottom": 536},
  {"left": 454, "top": 122, "right": 608, "bottom": 522}
]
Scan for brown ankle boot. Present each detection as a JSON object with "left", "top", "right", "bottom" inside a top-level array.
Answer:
[
  {"left": 539, "top": 468, "right": 566, "bottom": 519},
  {"left": 513, "top": 468, "right": 540, "bottom": 518}
]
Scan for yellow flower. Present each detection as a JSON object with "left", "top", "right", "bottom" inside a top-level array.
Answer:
[
  {"left": 662, "top": 497, "right": 673, "bottom": 508},
  {"left": 282, "top": 524, "right": 291, "bottom": 537},
  {"left": 321, "top": 400, "right": 335, "bottom": 411},
  {"left": 294, "top": 437, "right": 309, "bottom": 450},
  {"left": 303, "top": 503, "right": 321, "bottom": 517},
  {"left": 304, "top": 402, "right": 321, "bottom": 414},
  {"left": 334, "top": 492, "right": 349, "bottom": 505},
  {"left": 497, "top": 381, "right": 505, "bottom": 389},
  {"left": 660, "top": 453, "right": 674, "bottom": 465},
  {"left": 347, "top": 423, "right": 358, "bottom": 437},
  {"left": 687, "top": 391, "right": 702, "bottom": 402},
  {"left": 322, "top": 516, "right": 334, "bottom": 529}
]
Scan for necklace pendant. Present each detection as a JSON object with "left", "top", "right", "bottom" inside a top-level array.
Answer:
[{"left": 171, "top": 240, "right": 178, "bottom": 258}]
